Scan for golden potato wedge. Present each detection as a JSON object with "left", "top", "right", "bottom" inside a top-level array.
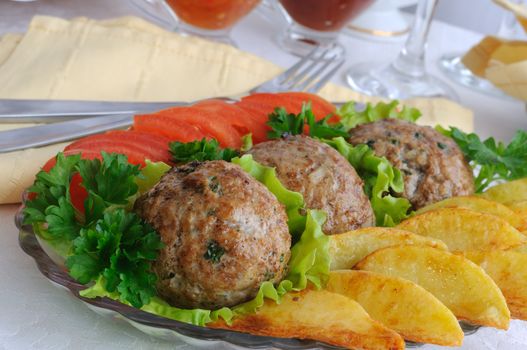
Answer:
[
  {"left": 356, "top": 246, "right": 510, "bottom": 329},
  {"left": 416, "top": 195, "right": 524, "bottom": 230},
  {"left": 481, "top": 177, "right": 527, "bottom": 204},
  {"left": 507, "top": 201, "right": 527, "bottom": 231},
  {"left": 209, "top": 289, "right": 405, "bottom": 350},
  {"left": 329, "top": 227, "right": 447, "bottom": 270},
  {"left": 327, "top": 270, "right": 463, "bottom": 346},
  {"left": 465, "top": 250, "right": 527, "bottom": 320},
  {"left": 397, "top": 208, "right": 526, "bottom": 252},
  {"left": 508, "top": 244, "right": 527, "bottom": 254}
]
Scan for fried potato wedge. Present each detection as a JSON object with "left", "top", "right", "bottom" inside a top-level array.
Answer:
[
  {"left": 356, "top": 246, "right": 510, "bottom": 329},
  {"left": 397, "top": 208, "right": 526, "bottom": 252},
  {"left": 508, "top": 244, "right": 527, "bottom": 254},
  {"left": 481, "top": 177, "right": 527, "bottom": 204},
  {"left": 327, "top": 270, "right": 463, "bottom": 346},
  {"left": 465, "top": 250, "right": 527, "bottom": 320},
  {"left": 329, "top": 227, "right": 447, "bottom": 270},
  {"left": 507, "top": 201, "right": 527, "bottom": 231},
  {"left": 416, "top": 195, "right": 524, "bottom": 230},
  {"left": 209, "top": 289, "right": 405, "bottom": 350}
]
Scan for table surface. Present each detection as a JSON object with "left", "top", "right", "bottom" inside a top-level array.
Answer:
[{"left": 1, "top": 1, "right": 526, "bottom": 350}]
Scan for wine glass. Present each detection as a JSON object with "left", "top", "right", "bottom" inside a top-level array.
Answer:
[
  {"left": 345, "top": 0, "right": 459, "bottom": 101},
  {"left": 274, "top": 0, "right": 375, "bottom": 57},
  {"left": 438, "top": 0, "right": 523, "bottom": 99}
]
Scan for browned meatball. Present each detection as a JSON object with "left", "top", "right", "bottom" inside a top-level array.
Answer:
[
  {"left": 348, "top": 119, "right": 474, "bottom": 209},
  {"left": 247, "top": 135, "right": 375, "bottom": 235},
  {"left": 135, "top": 161, "right": 291, "bottom": 309}
]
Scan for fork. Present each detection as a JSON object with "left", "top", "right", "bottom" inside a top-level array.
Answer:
[
  {"left": 0, "top": 44, "right": 344, "bottom": 153},
  {"left": 0, "top": 43, "right": 344, "bottom": 123}
]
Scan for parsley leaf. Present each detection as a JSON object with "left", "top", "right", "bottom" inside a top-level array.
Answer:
[
  {"left": 24, "top": 153, "right": 81, "bottom": 226},
  {"left": 267, "top": 103, "right": 348, "bottom": 139},
  {"left": 66, "top": 209, "right": 164, "bottom": 308},
  {"left": 203, "top": 240, "right": 225, "bottom": 263},
  {"left": 338, "top": 100, "right": 421, "bottom": 131},
  {"left": 438, "top": 127, "right": 527, "bottom": 193},
  {"left": 267, "top": 107, "right": 305, "bottom": 138},
  {"left": 78, "top": 152, "right": 140, "bottom": 205},
  {"left": 45, "top": 197, "right": 82, "bottom": 241},
  {"left": 169, "top": 138, "right": 240, "bottom": 163},
  {"left": 76, "top": 152, "right": 141, "bottom": 224}
]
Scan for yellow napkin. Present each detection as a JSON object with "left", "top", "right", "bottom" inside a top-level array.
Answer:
[
  {"left": 0, "top": 15, "right": 473, "bottom": 204},
  {"left": 462, "top": 0, "right": 527, "bottom": 100}
]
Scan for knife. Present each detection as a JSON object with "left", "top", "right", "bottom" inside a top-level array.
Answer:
[
  {"left": 0, "top": 99, "right": 193, "bottom": 123},
  {"left": 0, "top": 114, "right": 133, "bottom": 153}
]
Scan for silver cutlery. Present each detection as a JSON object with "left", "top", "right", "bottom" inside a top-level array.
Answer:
[{"left": 0, "top": 44, "right": 344, "bottom": 153}]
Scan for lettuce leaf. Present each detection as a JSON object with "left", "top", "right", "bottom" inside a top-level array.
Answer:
[
  {"left": 284, "top": 210, "right": 329, "bottom": 289},
  {"left": 338, "top": 100, "right": 421, "bottom": 131},
  {"left": 322, "top": 137, "right": 411, "bottom": 226},
  {"left": 135, "top": 160, "right": 171, "bottom": 194},
  {"left": 81, "top": 276, "right": 232, "bottom": 326},
  {"left": 232, "top": 154, "right": 306, "bottom": 238}
]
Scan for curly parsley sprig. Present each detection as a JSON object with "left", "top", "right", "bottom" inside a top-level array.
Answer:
[
  {"left": 267, "top": 103, "right": 348, "bottom": 139},
  {"left": 169, "top": 138, "right": 240, "bottom": 163},
  {"left": 24, "top": 152, "right": 164, "bottom": 308},
  {"left": 438, "top": 126, "right": 527, "bottom": 193}
]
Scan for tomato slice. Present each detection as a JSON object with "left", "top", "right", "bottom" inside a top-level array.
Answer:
[
  {"left": 65, "top": 131, "right": 171, "bottom": 164},
  {"left": 69, "top": 172, "right": 87, "bottom": 213},
  {"left": 155, "top": 106, "right": 243, "bottom": 148},
  {"left": 194, "top": 100, "right": 268, "bottom": 144},
  {"left": 237, "top": 92, "right": 339, "bottom": 125},
  {"left": 133, "top": 114, "right": 209, "bottom": 142},
  {"left": 275, "top": 92, "right": 338, "bottom": 122}
]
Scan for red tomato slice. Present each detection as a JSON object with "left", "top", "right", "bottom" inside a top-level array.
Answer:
[
  {"left": 65, "top": 131, "right": 171, "bottom": 164},
  {"left": 238, "top": 92, "right": 339, "bottom": 124},
  {"left": 133, "top": 114, "right": 210, "bottom": 142},
  {"left": 275, "top": 92, "right": 337, "bottom": 120},
  {"left": 194, "top": 100, "right": 268, "bottom": 144},
  {"left": 69, "top": 172, "right": 87, "bottom": 213},
  {"left": 157, "top": 106, "right": 243, "bottom": 149}
]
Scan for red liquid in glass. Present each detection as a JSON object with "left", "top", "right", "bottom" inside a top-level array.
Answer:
[
  {"left": 279, "top": 0, "right": 374, "bottom": 32},
  {"left": 165, "top": 0, "right": 261, "bottom": 30}
]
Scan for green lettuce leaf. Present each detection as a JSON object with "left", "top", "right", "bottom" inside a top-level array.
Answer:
[
  {"left": 338, "top": 100, "right": 421, "bottom": 131},
  {"left": 322, "top": 137, "right": 411, "bottom": 226},
  {"left": 284, "top": 210, "right": 329, "bottom": 289},
  {"left": 81, "top": 277, "right": 233, "bottom": 327},
  {"left": 135, "top": 160, "right": 171, "bottom": 194},
  {"left": 231, "top": 154, "right": 306, "bottom": 238}
]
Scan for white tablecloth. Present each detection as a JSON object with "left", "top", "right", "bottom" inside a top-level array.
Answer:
[{"left": 0, "top": 1, "right": 526, "bottom": 349}]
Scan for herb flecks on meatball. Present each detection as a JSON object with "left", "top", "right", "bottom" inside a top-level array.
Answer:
[
  {"left": 349, "top": 119, "right": 474, "bottom": 209},
  {"left": 134, "top": 161, "right": 291, "bottom": 309},
  {"left": 248, "top": 135, "right": 375, "bottom": 235}
]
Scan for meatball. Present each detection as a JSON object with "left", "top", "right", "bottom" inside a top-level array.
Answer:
[
  {"left": 135, "top": 161, "right": 291, "bottom": 309},
  {"left": 247, "top": 135, "right": 375, "bottom": 235},
  {"left": 348, "top": 119, "right": 474, "bottom": 209}
]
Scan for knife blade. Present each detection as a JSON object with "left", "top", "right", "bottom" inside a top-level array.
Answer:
[
  {"left": 0, "top": 114, "right": 133, "bottom": 153},
  {"left": 0, "top": 99, "right": 192, "bottom": 123}
]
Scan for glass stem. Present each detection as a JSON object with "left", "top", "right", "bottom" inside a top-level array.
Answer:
[
  {"left": 496, "top": 0, "right": 523, "bottom": 38},
  {"left": 392, "top": 0, "right": 439, "bottom": 78}
]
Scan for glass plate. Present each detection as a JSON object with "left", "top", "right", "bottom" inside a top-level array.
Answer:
[{"left": 15, "top": 205, "right": 480, "bottom": 349}]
